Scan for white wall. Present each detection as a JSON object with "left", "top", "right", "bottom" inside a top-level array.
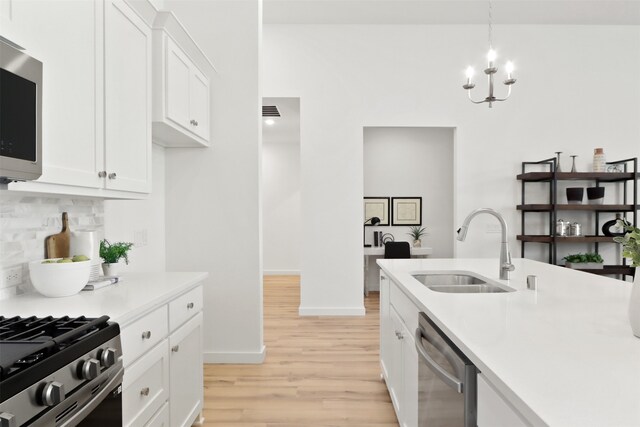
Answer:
[
  {"left": 163, "top": 0, "right": 264, "bottom": 363},
  {"left": 104, "top": 145, "right": 167, "bottom": 273},
  {"left": 264, "top": 24, "right": 640, "bottom": 313},
  {"left": 262, "top": 139, "right": 301, "bottom": 274}
]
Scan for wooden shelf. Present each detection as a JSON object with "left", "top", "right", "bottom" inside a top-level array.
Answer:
[
  {"left": 517, "top": 204, "right": 634, "bottom": 212},
  {"left": 561, "top": 265, "right": 635, "bottom": 276},
  {"left": 517, "top": 172, "right": 639, "bottom": 182},
  {"left": 517, "top": 235, "right": 616, "bottom": 243}
]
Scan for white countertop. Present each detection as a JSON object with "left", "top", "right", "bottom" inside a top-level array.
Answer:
[
  {"left": 0, "top": 272, "right": 208, "bottom": 326},
  {"left": 377, "top": 258, "right": 640, "bottom": 427}
]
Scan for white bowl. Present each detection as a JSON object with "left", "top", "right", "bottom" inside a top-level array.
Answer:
[{"left": 29, "top": 258, "right": 92, "bottom": 297}]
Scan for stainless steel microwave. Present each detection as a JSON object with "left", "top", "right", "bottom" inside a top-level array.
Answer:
[{"left": 0, "top": 38, "right": 42, "bottom": 184}]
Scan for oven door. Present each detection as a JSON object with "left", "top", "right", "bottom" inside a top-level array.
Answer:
[
  {"left": 415, "top": 313, "right": 477, "bottom": 427},
  {"left": 30, "top": 363, "right": 124, "bottom": 427}
]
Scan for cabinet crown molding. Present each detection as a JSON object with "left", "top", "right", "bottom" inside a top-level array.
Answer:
[{"left": 152, "top": 10, "right": 217, "bottom": 75}]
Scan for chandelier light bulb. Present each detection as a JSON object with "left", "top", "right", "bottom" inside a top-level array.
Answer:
[
  {"left": 505, "top": 61, "right": 514, "bottom": 76},
  {"left": 465, "top": 66, "right": 475, "bottom": 79},
  {"left": 487, "top": 49, "right": 497, "bottom": 65}
]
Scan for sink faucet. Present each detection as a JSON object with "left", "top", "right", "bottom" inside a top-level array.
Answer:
[{"left": 457, "top": 208, "right": 515, "bottom": 280}]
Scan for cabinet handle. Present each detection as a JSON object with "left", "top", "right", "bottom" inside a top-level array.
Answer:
[
  {"left": 381, "top": 275, "right": 387, "bottom": 280},
  {"left": 172, "top": 345, "right": 180, "bottom": 353},
  {"left": 187, "top": 302, "right": 194, "bottom": 309},
  {"left": 98, "top": 171, "right": 107, "bottom": 178},
  {"left": 194, "top": 120, "right": 198, "bottom": 126},
  {"left": 141, "top": 331, "right": 151, "bottom": 340},
  {"left": 108, "top": 172, "right": 117, "bottom": 180},
  {"left": 398, "top": 333, "right": 404, "bottom": 340},
  {"left": 140, "top": 387, "right": 150, "bottom": 397}
]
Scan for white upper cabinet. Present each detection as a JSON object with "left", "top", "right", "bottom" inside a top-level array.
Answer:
[
  {"left": 152, "top": 11, "right": 214, "bottom": 148},
  {"left": 0, "top": 0, "right": 104, "bottom": 190},
  {"left": 2, "top": 0, "right": 152, "bottom": 197},
  {"left": 104, "top": 0, "right": 152, "bottom": 193}
]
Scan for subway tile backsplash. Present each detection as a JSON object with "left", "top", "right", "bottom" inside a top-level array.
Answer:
[{"left": 0, "top": 194, "right": 104, "bottom": 298}]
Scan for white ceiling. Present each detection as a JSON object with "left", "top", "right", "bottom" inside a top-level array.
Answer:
[
  {"left": 263, "top": 1, "right": 640, "bottom": 25},
  {"left": 263, "top": 97, "right": 301, "bottom": 145}
]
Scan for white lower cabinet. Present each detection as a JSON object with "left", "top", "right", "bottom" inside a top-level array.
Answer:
[
  {"left": 169, "top": 312, "right": 204, "bottom": 427},
  {"left": 121, "top": 284, "right": 204, "bottom": 426},
  {"left": 145, "top": 402, "right": 169, "bottom": 427},
  {"left": 123, "top": 340, "right": 169, "bottom": 427},
  {"left": 380, "top": 273, "right": 418, "bottom": 427},
  {"left": 477, "top": 374, "right": 528, "bottom": 427}
]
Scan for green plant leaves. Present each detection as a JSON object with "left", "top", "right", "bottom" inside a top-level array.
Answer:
[
  {"left": 563, "top": 253, "right": 603, "bottom": 263},
  {"left": 613, "top": 221, "right": 640, "bottom": 267},
  {"left": 100, "top": 239, "right": 134, "bottom": 264}
]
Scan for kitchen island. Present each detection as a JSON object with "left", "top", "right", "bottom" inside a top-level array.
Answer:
[
  {"left": 377, "top": 258, "right": 639, "bottom": 427},
  {"left": 0, "top": 271, "right": 208, "bottom": 427}
]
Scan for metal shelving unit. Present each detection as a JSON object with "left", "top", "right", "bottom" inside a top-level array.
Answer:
[{"left": 518, "top": 157, "right": 638, "bottom": 278}]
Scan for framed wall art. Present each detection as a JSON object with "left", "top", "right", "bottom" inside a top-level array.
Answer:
[
  {"left": 391, "top": 197, "right": 422, "bottom": 226},
  {"left": 363, "top": 197, "right": 390, "bottom": 226}
]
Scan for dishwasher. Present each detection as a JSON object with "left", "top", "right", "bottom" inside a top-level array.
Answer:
[{"left": 415, "top": 312, "right": 478, "bottom": 427}]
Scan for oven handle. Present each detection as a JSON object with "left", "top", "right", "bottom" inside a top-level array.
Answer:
[
  {"left": 415, "top": 328, "right": 463, "bottom": 393},
  {"left": 60, "top": 364, "right": 123, "bottom": 427}
]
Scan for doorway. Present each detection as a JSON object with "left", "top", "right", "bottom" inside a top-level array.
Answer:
[
  {"left": 363, "top": 127, "right": 455, "bottom": 291},
  {"left": 262, "top": 97, "right": 301, "bottom": 276}
]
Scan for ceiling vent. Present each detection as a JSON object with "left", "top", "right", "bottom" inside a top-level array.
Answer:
[{"left": 262, "top": 105, "right": 281, "bottom": 117}]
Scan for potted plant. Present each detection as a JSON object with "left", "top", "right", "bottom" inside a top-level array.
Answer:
[
  {"left": 407, "top": 226, "right": 427, "bottom": 248},
  {"left": 613, "top": 221, "right": 640, "bottom": 337},
  {"left": 562, "top": 252, "right": 604, "bottom": 270},
  {"left": 99, "top": 239, "right": 133, "bottom": 276}
]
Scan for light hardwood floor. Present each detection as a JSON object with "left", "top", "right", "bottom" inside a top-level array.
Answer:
[{"left": 202, "top": 275, "right": 399, "bottom": 426}]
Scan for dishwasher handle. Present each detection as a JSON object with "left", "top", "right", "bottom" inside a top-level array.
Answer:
[{"left": 415, "top": 327, "right": 463, "bottom": 393}]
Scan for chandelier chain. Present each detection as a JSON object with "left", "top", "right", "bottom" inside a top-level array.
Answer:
[{"left": 488, "top": 0, "right": 493, "bottom": 48}]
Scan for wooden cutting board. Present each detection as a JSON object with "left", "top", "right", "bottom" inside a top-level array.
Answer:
[{"left": 45, "top": 212, "right": 70, "bottom": 259}]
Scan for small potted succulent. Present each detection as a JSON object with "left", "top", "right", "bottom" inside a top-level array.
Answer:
[
  {"left": 407, "top": 226, "right": 427, "bottom": 248},
  {"left": 99, "top": 239, "right": 133, "bottom": 276},
  {"left": 613, "top": 221, "right": 640, "bottom": 337},
  {"left": 563, "top": 252, "right": 604, "bottom": 270}
]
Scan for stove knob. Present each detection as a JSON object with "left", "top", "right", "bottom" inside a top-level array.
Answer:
[
  {"left": 0, "top": 412, "right": 16, "bottom": 427},
  {"left": 79, "top": 358, "right": 100, "bottom": 380},
  {"left": 99, "top": 347, "right": 118, "bottom": 368},
  {"left": 41, "top": 381, "right": 65, "bottom": 406}
]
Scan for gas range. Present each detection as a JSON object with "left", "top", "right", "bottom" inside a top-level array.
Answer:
[{"left": 0, "top": 316, "right": 123, "bottom": 427}]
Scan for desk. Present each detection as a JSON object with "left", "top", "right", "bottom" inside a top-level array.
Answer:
[{"left": 364, "top": 246, "right": 433, "bottom": 295}]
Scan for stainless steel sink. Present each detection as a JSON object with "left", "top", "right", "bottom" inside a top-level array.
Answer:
[{"left": 411, "top": 272, "right": 515, "bottom": 293}]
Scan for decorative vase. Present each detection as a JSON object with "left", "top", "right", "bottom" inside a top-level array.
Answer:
[
  {"left": 413, "top": 239, "right": 422, "bottom": 248},
  {"left": 630, "top": 271, "right": 640, "bottom": 338},
  {"left": 102, "top": 262, "right": 120, "bottom": 277},
  {"left": 586, "top": 187, "right": 605, "bottom": 205},
  {"left": 566, "top": 187, "right": 584, "bottom": 204}
]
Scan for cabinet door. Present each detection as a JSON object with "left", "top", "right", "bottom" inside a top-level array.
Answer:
[
  {"left": 165, "top": 38, "right": 191, "bottom": 130},
  {"left": 401, "top": 319, "right": 418, "bottom": 427},
  {"left": 380, "top": 272, "right": 391, "bottom": 379},
  {"left": 104, "top": 0, "right": 151, "bottom": 193},
  {"left": 5, "top": 0, "right": 103, "bottom": 188},
  {"left": 188, "top": 67, "right": 210, "bottom": 141},
  {"left": 388, "top": 307, "right": 404, "bottom": 418},
  {"left": 169, "top": 312, "right": 203, "bottom": 427}
]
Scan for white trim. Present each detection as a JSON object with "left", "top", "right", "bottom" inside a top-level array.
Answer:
[
  {"left": 203, "top": 345, "right": 266, "bottom": 364},
  {"left": 263, "top": 270, "right": 300, "bottom": 276},
  {"left": 298, "top": 306, "right": 366, "bottom": 316}
]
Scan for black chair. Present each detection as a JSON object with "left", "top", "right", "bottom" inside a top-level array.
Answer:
[{"left": 384, "top": 241, "right": 411, "bottom": 259}]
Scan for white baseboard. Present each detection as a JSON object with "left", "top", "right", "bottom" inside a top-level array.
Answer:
[
  {"left": 298, "top": 306, "right": 366, "bottom": 316},
  {"left": 263, "top": 270, "right": 300, "bottom": 276},
  {"left": 203, "top": 345, "right": 266, "bottom": 364}
]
